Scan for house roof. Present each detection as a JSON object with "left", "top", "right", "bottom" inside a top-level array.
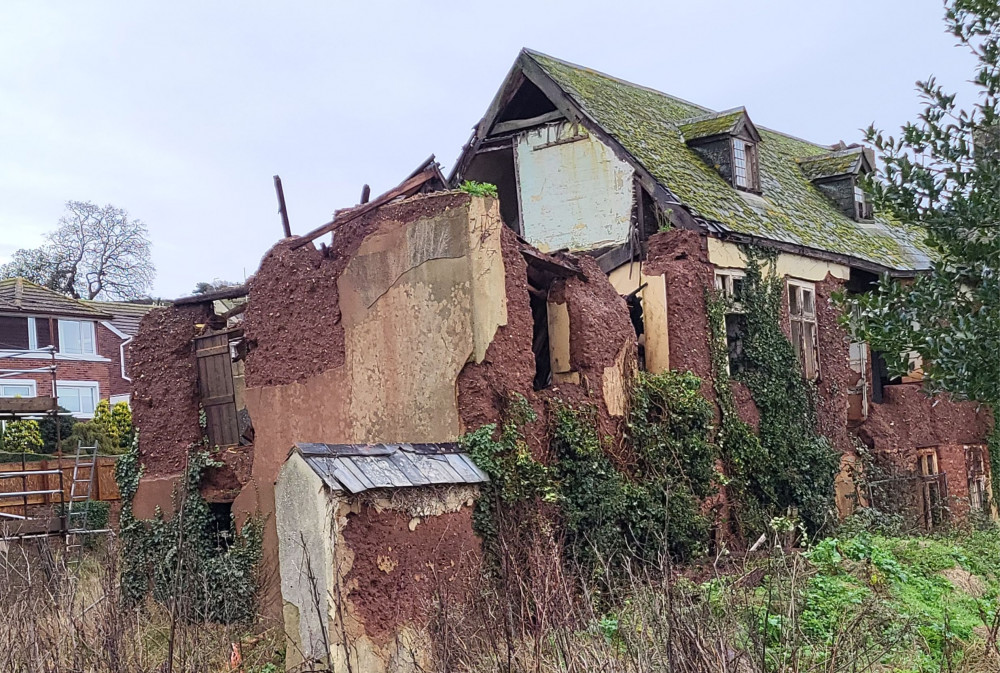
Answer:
[
  {"left": 291, "top": 442, "right": 488, "bottom": 494},
  {"left": 83, "top": 300, "right": 160, "bottom": 336},
  {"left": 502, "top": 50, "right": 931, "bottom": 272},
  {"left": 0, "top": 278, "right": 112, "bottom": 319}
]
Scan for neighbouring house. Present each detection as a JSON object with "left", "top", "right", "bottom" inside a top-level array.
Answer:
[
  {"left": 0, "top": 277, "right": 155, "bottom": 418},
  {"left": 127, "top": 51, "right": 994, "bottom": 672}
]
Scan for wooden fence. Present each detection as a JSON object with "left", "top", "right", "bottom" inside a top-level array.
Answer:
[{"left": 0, "top": 455, "right": 120, "bottom": 516}]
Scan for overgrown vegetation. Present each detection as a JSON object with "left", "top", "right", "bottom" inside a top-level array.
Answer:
[
  {"left": 464, "top": 371, "right": 717, "bottom": 583},
  {"left": 458, "top": 180, "right": 499, "bottom": 198},
  {"left": 707, "top": 247, "right": 839, "bottom": 537},
  {"left": 116, "top": 438, "right": 262, "bottom": 624},
  {"left": 433, "top": 524, "right": 1000, "bottom": 672}
]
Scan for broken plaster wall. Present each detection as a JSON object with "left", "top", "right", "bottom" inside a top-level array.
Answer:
[{"left": 236, "top": 193, "right": 508, "bottom": 611}]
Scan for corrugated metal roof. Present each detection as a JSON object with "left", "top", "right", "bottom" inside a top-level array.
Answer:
[{"left": 292, "top": 442, "right": 488, "bottom": 494}]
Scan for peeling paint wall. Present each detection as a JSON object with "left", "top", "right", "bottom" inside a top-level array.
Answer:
[
  {"left": 516, "top": 122, "right": 634, "bottom": 252},
  {"left": 707, "top": 237, "right": 850, "bottom": 281}
]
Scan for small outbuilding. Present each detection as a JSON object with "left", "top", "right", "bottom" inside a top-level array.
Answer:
[{"left": 275, "top": 442, "right": 488, "bottom": 672}]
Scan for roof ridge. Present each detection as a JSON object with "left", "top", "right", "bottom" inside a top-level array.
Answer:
[
  {"left": 678, "top": 107, "right": 747, "bottom": 125},
  {"left": 524, "top": 49, "right": 833, "bottom": 151},
  {"left": 522, "top": 48, "right": 715, "bottom": 116}
]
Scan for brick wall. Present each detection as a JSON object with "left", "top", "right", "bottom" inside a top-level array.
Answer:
[
  {"left": 97, "top": 323, "right": 131, "bottom": 397},
  {"left": 0, "top": 355, "right": 113, "bottom": 409}
]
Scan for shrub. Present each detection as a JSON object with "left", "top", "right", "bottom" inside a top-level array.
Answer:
[{"left": 1, "top": 420, "right": 43, "bottom": 454}]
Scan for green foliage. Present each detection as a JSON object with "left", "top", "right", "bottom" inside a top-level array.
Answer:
[
  {"left": 92, "top": 400, "right": 133, "bottom": 453},
  {"left": 707, "top": 248, "right": 839, "bottom": 535},
  {"left": 56, "top": 500, "right": 110, "bottom": 548},
  {"left": 61, "top": 420, "right": 114, "bottom": 455},
  {"left": 847, "top": 1, "right": 999, "bottom": 409},
  {"left": 36, "top": 406, "right": 76, "bottom": 454},
  {"left": 465, "top": 373, "right": 716, "bottom": 582},
  {"left": 1, "top": 419, "right": 43, "bottom": 453},
  {"left": 115, "top": 436, "right": 262, "bottom": 623},
  {"left": 458, "top": 180, "right": 499, "bottom": 198}
]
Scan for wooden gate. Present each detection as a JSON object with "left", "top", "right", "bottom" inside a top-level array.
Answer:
[{"left": 194, "top": 332, "right": 239, "bottom": 447}]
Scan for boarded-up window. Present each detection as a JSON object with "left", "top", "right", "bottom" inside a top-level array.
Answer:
[
  {"left": 788, "top": 280, "right": 819, "bottom": 380},
  {"left": 0, "top": 316, "right": 29, "bottom": 350},
  {"left": 195, "top": 332, "right": 239, "bottom": 448},
  {"left": 848, "top": 340, "right": 868, "bottom": 422}
]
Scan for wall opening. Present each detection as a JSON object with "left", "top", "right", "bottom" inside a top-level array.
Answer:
[
  {"left": 625, "top": 286, "right": 646, "bottom": 371},
  {"left": 463, "top": 144, "right": 521, "bottom": 233},
  {"left": 529, "top": 282, "right": 551, "bottom": 390},
  {"left": 917, "top": 447, "right": 947, "bottom": 529}
]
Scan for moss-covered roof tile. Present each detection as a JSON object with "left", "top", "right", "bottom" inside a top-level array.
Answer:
[
  {"left": 525, "top": 50, "right": 931, "bottom": 271},
  {"left": 679, "top": 108, "right": 745, "bottom": 142},
  {"left": 796, "top": 148, "right": 865, "bottom": 181}
]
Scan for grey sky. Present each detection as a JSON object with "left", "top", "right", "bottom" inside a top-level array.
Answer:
[{"left": 0, "top": 1, "right": 978, "bottom": 299}]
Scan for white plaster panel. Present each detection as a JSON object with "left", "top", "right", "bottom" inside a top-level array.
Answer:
[{"left": 516, "top": 122, "right": 634, "bottom": 252}]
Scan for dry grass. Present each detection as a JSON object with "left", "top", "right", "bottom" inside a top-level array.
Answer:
[{"left": 0, "top": 537, "right": 283, "bottom": 673}]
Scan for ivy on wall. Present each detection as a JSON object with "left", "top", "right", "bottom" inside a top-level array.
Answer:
[
  {"left": 707, "top": 247, "right": 840, "bottom": 536},
  {"left": 464, "top": 372, "right": 717, "bottom": 582},
  {"left": 115, "top": 438, "right": 262, "bottom": 624}
]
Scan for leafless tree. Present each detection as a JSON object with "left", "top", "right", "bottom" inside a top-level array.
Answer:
[{"left": 1, "top": 200, "right": 155, "bottom": 300}]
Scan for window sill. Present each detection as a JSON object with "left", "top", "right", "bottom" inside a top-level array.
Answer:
[{"left": 0, "top": 350, "right": 111, "bottom": 363}]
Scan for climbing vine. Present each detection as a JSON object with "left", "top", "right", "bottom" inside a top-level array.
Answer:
[
  {"left": 707, "top": 247, "right": 839, "bottom": 536},
  {"left": 115, "top": 437, "right": 262, "bottom": 623},
  {"left": 463, "top": 372, "right": 716, "bottom": 584}
]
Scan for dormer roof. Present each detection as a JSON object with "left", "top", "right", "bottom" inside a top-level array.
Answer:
[
  {"left": 679, "top": 107, "right": 760, "bottom": 144},
  {"left": 796, "top": 146, "right": 875, "bottom": 182}
]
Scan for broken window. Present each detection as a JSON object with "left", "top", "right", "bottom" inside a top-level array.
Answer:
[
  {"left": 715, "top": 270, "right": 747, "bottom": 374},
  {"left": 854, "top": 183, "right": 873, "bottom": 220},
  {"left": 917, "top": 448, "right": 946, "bottom": 529},
  {"left": 966, "top": 445, "right": 989, "bottom": 513},
  {"left": 788, "top": 280, "right": 819, "bottom": 381}
]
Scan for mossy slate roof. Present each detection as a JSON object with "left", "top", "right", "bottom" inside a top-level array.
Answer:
[
  {"left": 525, "top": 51, "right": 931, "bottom": 271},
  {"left": 0, "top": 278, "right": 111, "bottom": 319}
]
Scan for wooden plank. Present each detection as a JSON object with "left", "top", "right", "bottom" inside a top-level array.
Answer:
[
  {"left": 290, "top": 167, "right": 439, "bottom": 250},
  {"left": 0, "top": 397, "right": 57, "bottom": 414},
  {"left": 195, "top": 344, "right": 229, "bottom": 357},
  {"left": 490, "top": 110, "right": 566, "bottom": 136},
  {"left": 201, "top": 394, "right": 235, "bottom": 407}
]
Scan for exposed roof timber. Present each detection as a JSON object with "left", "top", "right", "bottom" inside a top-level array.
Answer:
[
  {"left": 290, "top": 165, "right": 441, "bottom": 250},
  {"left": 173, "top": 285, "right": 249, "bottom": 305},
  {"left": 520, "top": 246, "right": 587, "bottom": 280},
  {"left": 490, "top": 110, "right": 566, "bottom": 136}
]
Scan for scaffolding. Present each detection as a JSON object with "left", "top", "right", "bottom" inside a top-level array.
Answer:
[{"left": 0, "top": 346, "right": 101, "bottom": 544}]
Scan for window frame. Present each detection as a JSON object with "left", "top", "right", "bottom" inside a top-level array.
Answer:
[
  {"left": 56, "top": 380, "right": 100, "bottom": 419},
  {"left": 787, "top": 279, "right": 820, "bottom": 381},
  {"left": 0, "top": 379, "right": 38, "bottom": 398},
  {"left": 715, "top": 269, "right": 748, "bottom": 374},
  {"left": 732, "top": 137, "right": 759, "bottom": 192},
  {"left": 58, "top": 319, "right": 97, "bottom": 356}
]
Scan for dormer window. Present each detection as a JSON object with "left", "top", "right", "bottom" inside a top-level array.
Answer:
[
  {"left": 680, "top": 107, "right": 762, "bottom": 194},
  {"left": 797, "top": 145, "right": 876, "bottom": 221}
]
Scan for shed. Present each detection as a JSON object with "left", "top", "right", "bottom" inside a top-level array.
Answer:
[{"left": 274, "top": 442, "right": 488, "bottom": 672}]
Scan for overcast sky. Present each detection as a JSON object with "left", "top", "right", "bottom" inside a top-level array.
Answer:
[{"left": 0, "top": 1, "right": 979, "bottom": 299}]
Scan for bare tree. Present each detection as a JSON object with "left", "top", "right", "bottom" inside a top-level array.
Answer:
[{"left": 1, "top": 201, "right": 155, "bottom": 300}]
